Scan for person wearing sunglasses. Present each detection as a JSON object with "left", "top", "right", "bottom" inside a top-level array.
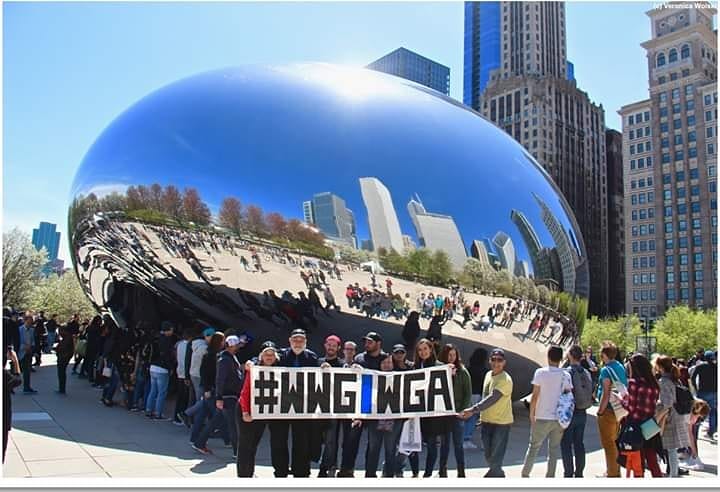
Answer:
[{"left": 459, "top": 348, "right": 514, "bottom": 477}]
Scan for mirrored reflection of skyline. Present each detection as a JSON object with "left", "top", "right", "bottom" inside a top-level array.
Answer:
[{"left": 70, "top": 64, "right": 588, "bottom": 297}]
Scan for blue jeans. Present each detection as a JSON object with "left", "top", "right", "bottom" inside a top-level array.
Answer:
[
  {"left": 365, "top": 421, "right": 401, "bottom": 477},
  {"left": 145, "top": 371, "right": 170, "bottom": 416},
  {"left": 463, "top": 394, "right": 481, "bottom": 441},
  {"left": 440, "top": 418, "right": 465, "bottom": 468},
  {"left": 480, "top": 423, "right": 510, "bottom": 477},
  {"left": 698, "top": 391, "right": 716, "bottom": 435},
  {"left": 131, "top": 369, "right": 147, "bottom": 409},
  {"left": 560, "top": 410, "right": 587, "bottom": 477},
  {"left": 102, "top": 365, "right": 120, "bottom": 401}
]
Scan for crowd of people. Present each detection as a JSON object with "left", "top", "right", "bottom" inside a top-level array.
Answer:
[{"left": 3, "top": 302, "right": 716, "bottom": 478}]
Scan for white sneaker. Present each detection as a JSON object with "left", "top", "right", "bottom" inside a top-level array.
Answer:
[
  {"left": 462, "top": 441, "right": 478, "bottom": 449},
  {"left": 688, "top": 458, "right": 705, "bottom": 471}
]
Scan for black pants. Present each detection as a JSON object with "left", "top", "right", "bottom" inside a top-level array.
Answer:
[
  {"left": 271, "top": 419, "right": 312, "bottom": 477},
  {"left": 20, "top": 357, "right": 32, "bottom": 391},
  {"left": 57, "top": 358, "right": 69, "bottom": 393},
  {"left": 236, "top": 410, "right": 283, "bottom": 477},
  {"left": 340, "top": 420, "right": 364, "bottom": 473},
  {"left": 174, "top": 379, "right": 190, "bottom": 420}
]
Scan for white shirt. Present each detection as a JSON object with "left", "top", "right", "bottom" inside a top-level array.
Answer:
[
  {"left": 531, "top": 366, "right": 573, "bottom": 420},
  {"left": 176, "top": 340, "right": 189, "bottom": 378}
]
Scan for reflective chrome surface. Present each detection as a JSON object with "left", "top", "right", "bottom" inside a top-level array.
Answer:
[{"left": 69, "top": 64, "right": 588, "bottom": 396}]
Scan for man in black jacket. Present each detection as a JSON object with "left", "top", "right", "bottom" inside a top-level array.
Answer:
[
  {"left": 214, "top": 335, "right": 244, "bottom": 457},
  {"left": 273, "top": 329, "right": 318, "bottom": 477}
]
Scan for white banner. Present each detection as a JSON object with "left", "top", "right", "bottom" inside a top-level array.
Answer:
[{"left": 249, "top": 365, "right": 456, "bottom": 419}]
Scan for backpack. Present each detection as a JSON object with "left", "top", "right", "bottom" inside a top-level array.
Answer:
[
  {"left": 674, "top": 383, "right": 693, "bottom": 415},
  {"left": 568, "top": 365, "right": 594, "bottom": 410}
]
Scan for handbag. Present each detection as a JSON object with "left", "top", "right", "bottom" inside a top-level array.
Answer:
[
  {"left": 102, "top": 361, "right": 113, "bottom": 378},
  {"left": 75, "top": 339, "right": 87, "bottom": 358},
  {"left": 398, "top": 417, "right": 422, "bottom": 455},
  {"left": 616, "top": 421, "right": 643, "bottom": 451},
  {"left": 606, "top": 365, "right": 629, "bottom": 421},
  {"left": 556, "top": 372, "right": 575, "bottom": 429},
  {"left": 640, "top": 417, "right": 661, "bottom": 440}
]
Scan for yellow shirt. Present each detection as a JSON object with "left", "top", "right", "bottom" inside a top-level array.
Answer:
[{"left": 479, "top": 370, "right": 514, "bottom": 425}]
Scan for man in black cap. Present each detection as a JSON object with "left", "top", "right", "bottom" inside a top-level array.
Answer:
[
  {"left": 337, "top": 331, "right": 388, "bottom": 477},
  {"left": 274, "top": 329, "right": 318, "bottom": 477}
]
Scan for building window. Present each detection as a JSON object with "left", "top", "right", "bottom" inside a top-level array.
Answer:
[
  {"left": 679, "top": 220, "right": 688, "bottom": 232},
  {"left": 694, "top": 253, "right": 703, "bottom": 264},
  {"left": 695, "top": 288, "right": 704, "bottom": 300},
  {"left": 660, "top": 122, "right": 669, "bottom": 132},
  {"left": 677, "top": 187, "right": 686, "bottom": 198},
  {"left": 687, "top": 99, "right": 695, "bottom": 111},
  {"left": 691, "top": 185, "right": 700, "bottom": 196},
  {"left": 691, "top": 202, "right": 701, "bottom": 213},
  {"left": 679, "top": 236, "right": 688, "bottom": 248},
  {"left": 709, "top": 143, "right": 715, "bottom": 155},
  {"left": 662, "top": 153, "right": 671, "bottom": 164},
  {"left": 660, "top": 107, "right": 669, "bottom": 117},
  {"left": 709, "top": 181, "right": 717, "bottom": 193},
  {"left": 667, "top": 289, "right": 676, "bottom": 301},
  {"left": 669, "top": 48, "right": 678, "bottom": 63},
  {"left": 644, "top": 111, "right": 651, "bottom": 121},
  {"left": 657, "top": 53, "right": 666, "bottom": 67},
  {"left": 693, "top": 235, "right": 702, "bottom": 246},
  {"left": 674, "top": 135, "right": 684, "bottom": 146},
  {"left": 649, "top": 240, "right": 656, "bottom": 251},
  {"left": 678, "top": 203, "right": 687, "bottom": 214},
  {"left": 675, "top": 150, "right": 684, "bottom": 161},
  {"left": 674, "top": 118, "right": 682, "bottom": 130},
  {"left": 672, "top": 88, "right": 681, "bottom": 99},
  {"left": 705, "top": 94, "right": 712, "bottom": 105},
  {"left": 688, "top": 130, "right": 696, "bottom": 142},
  {"left": 680, "top": 288, "right": 689, "bottom": 300},
  {"left": 692, "top": 218, "right": 701, "bottom": 229},
  {"left": 673, "top": 103, "right": 681, "bottom": 114},
  {"left": 685, "top": 83, "right": 694, "bottom": 95},
  {"left": 665, "top": 222, "right": 674, "bottom": 233},
  {"left": 645, "top": 127, "right": 651, "bottom": 136},
  {"left": 707, "top": 127, "right": 714, "bottom": 138},
  {"left": 689, "top": 147, "right": 698, "bottom": 158},
  {"left": 647, "top": 156, "right": 653, "bottom": 167},
  {"left": 680, "top": 254, "right": 689, "bottom": 265},
  {"left": 688, "top": 115, "right": 696, "bottom": 126},
  {"left": 667, "top": 238, "right": 675, "bottom": 250},
  {"left": 666, "top": 255, "right": 674, "bottom": 266}
]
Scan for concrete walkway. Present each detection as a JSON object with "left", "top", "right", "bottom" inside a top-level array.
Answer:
[{"left": 3, "top": 354, "right": 717, "bottom": 481}]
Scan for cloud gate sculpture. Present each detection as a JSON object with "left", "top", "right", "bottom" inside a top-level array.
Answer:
[{"left": 69, "top": 64, "right": 589, "bottom": 398}]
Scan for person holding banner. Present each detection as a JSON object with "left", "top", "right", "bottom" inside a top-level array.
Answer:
[
  {"left": 391, "top": 344, "right": 420, "bottom": 478},
  {"left": 438, "top": 344, "right": 471, "bottom": 478},
  {"left": 337, "top": 332, "right": 387, "bottom": 478},
  {"left": 318, "top": 334, "right": 345, "bottom": 478},
  {"left": 273, "top": 329, "right": 319, "bottom": 478},
  {"left": 460, "top": 348, "right": 514, "bottom": 478},
  {"left": 358, "top": 353, "right": 403, "bottom": 478},
  {"left": 414, "top": 338, "right": 449, "bottom": 477},
  {"left": 237, "top": 342, "right": 281, "bottom": 478}
]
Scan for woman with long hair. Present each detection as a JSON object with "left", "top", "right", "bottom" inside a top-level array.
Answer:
[
  {"left": 437, "top": 344, "right": 471, "bottom": 477},
  {"left": 464, "top": 347, "right": 488, "bottom": 449},
  {"left": 237, "top": 343, "right": 281, "bottom": 477},
  {"left": 191, "top": 332, "right": 228, "bottom": 454},
  {"left": 619, "top": 353, "right": 662, "bottom": 477},
  {"left": 414, "top": 338, "right": 447, "bottom": 477},
  {"left": 654, "top": 355, "right": 691, "bottom": 477},
  {"left": 401, "top": 311, "right": 421, "bottom": 353}
]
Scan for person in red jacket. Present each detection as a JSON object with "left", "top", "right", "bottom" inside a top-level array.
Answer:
[{"left": 237, "top": 342, "right": 281, "bottom": 477}]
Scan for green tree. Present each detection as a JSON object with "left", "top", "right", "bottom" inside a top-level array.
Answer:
[
  {"left": 407, "top": 248, "right": 433, "bottom": 281},
  {"left": 29, "top": 273, "right": 97, "bottom": 321},
  {"left": 537, "top": 285, "right": 551, "bottom": 305},
  {"left": 580, "top": 315, "right": 643, "bottom": 357},
  {"left": 429, "top": 250, "right": 453, "bottom": 285},
  {"left": 653, "top": 306, "right": 717, "bottom": 359},
  {"left": 460, "top": 258, "right": 488, "bottom": 291},
  {"left": 379, "top": 248, "right": 408, "bottom": 274},
  {"left": 3, "top": 229, "right": 47, "bottom": 308}
]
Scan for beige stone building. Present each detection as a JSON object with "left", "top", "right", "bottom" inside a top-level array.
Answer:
[{"left": 619, "top": 3, "right": 717, "bottom": 319}]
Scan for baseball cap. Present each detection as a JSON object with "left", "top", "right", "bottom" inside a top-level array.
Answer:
[
  {"left": 392, "top": 344, "right": 406, "bottom": 354},
  {"left": 261, "top": 340, "right": 277, "bottom": 350},
  {"left": 363, "top": 332, "right": 382, "bottom": 342},
  {"left": 325, "top": 335, "right": 342, "bottom": 345},
  {"left": 490, "top": 348, "right": 505, "bottom": 359},
  {"left": 704, "top": 350, "right": 716, "bottom": 361},
  {"left": 202, "top": 327, "right": 216, "bottom": 337},
  {"left": 226, "top": 335, "right": 241, "bottom": 347},
  {"left": 290, "top": 328, "right": 307, "bottom": 338},
  {"left": 160, "top": 321, "right": 174, "bottom": 332}
]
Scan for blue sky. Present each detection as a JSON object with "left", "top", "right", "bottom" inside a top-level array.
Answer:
[{"left": 4, "top": 1, "right": 659, "bottom": 261}]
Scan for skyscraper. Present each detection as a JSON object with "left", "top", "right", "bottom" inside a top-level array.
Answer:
[
  {"left": 464, "top": 1, "right": 609, "bottom": 314},
  {"left": 534, "top": 193, "right": 579, "bottom": 294},
  {"left": 510, "top": 209, "right": 551, "bottom": 279},
  {"left": 367, "top": 47, "right": 450, "bottom": 95},
  {"left": 619, "top": 4, "right": 717, "bottom": 319},
  {"left": 302, "top": 200, "right": 314, "bottom": 225},
  {"left": 32, "top": 222, "right": 60, "bottom": 262},
  {"left": 359, "top": 177, "right": 404, "bottom": 253},
  {"left": 492, "top": 231, "right": 516, "bottom": 273},
  {"left": 307, "top": 192, "right": 356, "bottom": 247},
  {"left": 406, "top": 195, "right": 468, "bottom": 270},
  {"left": 470, "top": 239, "right": 492, "bottom": 268},
  {"left": 606, "top": 129, "right": 627, "bottom": 315}
]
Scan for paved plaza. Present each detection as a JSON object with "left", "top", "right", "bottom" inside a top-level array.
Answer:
[{"left": 3, "top": 354, "right": 717, "bottom": 480}]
